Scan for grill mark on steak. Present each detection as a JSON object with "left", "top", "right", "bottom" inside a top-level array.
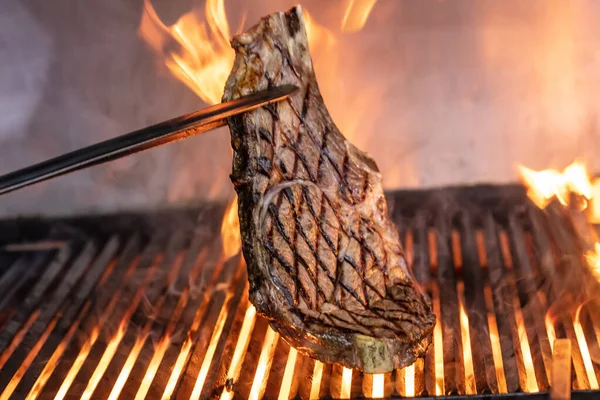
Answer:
[
  {"left": 301, "top": 83, "right": 311, "bottom": 120},
  {"left": 223, "top": 5, "right": 435, "bottom": 372},
  {"left": 282, "top": 128, "right": 317, "bottom": 182},
  {"left": 290, "top": 192, "right": 390, "bottom": 314}
]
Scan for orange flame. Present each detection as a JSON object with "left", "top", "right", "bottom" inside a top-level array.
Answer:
[
  {"left": 403, "top": 366, "right": 414, "bottom": 397},
  {"left": 574, "top": 306, "right": 600, "bottom": 389},
  {"left": 545, "top": 312, "right": 556, "bottom": 352},
  {"left": 134, "top": 334, "right": 173, "bottom": 400},
  {"left": 518, "top": 161, "right": 592, "bottom": 210},
  {"left": 221, "top": 198, "right": 241, "bottom": 259},
  {"left": 221, "top": 304, "right": 257, "bottom": 400},
  {"left": 303, "top": 10, "right": 380, "bottom": 144},
  {"left": 141, "top": 0, "right": 380, "bottom": 148},
  {"left": 249, "top": 327, "right": 280, "bottom": 400},
  {"left": 342, "top": 0, "right": 378, "bottom": 33},
  {"left": 139, "top": 0, "right": 234, "bottom": 105},
  {"left": 591, "top": 178, "right": 600, "bottom": 223},
  {"left": 431, "top": 284, "right": 445, "bottom": 395},
  {"left": 457, "top": 283, "right": 476, "bottom": 395},
  {"left": 340, "top": 367, "right": 353, "bottom": 398},
  {"left": 371, "top": 373, "right": 385, "bottom": 398},
  {"left": 278, "top": 347, "right": 298, "bottom": 399},
  {"left": 81, "top": 323, "right": 127, "bottom": 400},
  {"left": 310, "top": 361, "right": 325, "bottom": 399}
]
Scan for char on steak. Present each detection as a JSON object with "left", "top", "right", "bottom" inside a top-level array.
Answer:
[{"left": 223, "top": 5, "right": 435, "bottom": 373}]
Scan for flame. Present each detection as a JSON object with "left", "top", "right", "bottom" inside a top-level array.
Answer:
[
  {"left": 54, "top": 326, "right": 101, "bottom": 400},
  {"left": 545, "top": 312, "right": 557, "bottom": 354},
  {"left": 591, "top": 179, "right": 600, "bottom": 223},
  {"left": 484, "top": 286, "right": 508, "bottom": 393},
  {"left": 340, "top": 367, "right": 353, "bottom": 398},
  {"left": 25, "top": 305, "right": 88, "bottom": 400},
  {"left": 403, "top": 366, "right": 414, "bottom": 397},
  {"left": 309, "top": 361, "right": 325, "bottom": 399},
  {"left": 518, "top": 161, "right": 592, "bottom": 210},
  {"left": 0, "top": 317, "right": 58, "bottom": 400},
  {"left": 431, "top": 284, "right": 445, "bottom": 395},
  {"left": 139, "top": 0, "right": 234, "bottom": 105},
  {"left": 221, "top": 198, "right": 241, "bottom": 259},
  {"left": 108, "top": 333, "right": 148, "bottom": 400},
  {"left": 221, "top": 304, "right": 257, "bottom": 400},
  {"left": 190, "top": 292, "right": 233, "bottom": 400},
  {"left": 108, "top": 253, "right": 180, "bottom": 400},
  {"left": 372, "top": 373, "right": 385, "bottom": 398},
  {"left": 514, "top": 299, "right": 539, "bottom": 392},
  {"left": 457, "top": 283, "right": 476, "bottom": 395},
  {"left": 303, "top": 10, "right": 380, "bottom": 144},
  {"left": 342, "top": 0, "right": 378, "bottom": 33},
  {"left": 81, "top": 323, "right": 127, "bottom": 400},
  {"left": 0, "top": 309, "right": 40, "bottom": 370},
  {"left": 249, "top": 327, "right": 280, "bottom": 400},
  {"left": 165, "top": 263, "right": 226, "bottom": 399},
  {"left": 140, "top": 0, "right": 378, "bottom": 140},
  {"left": 135, "top": 334, "right": 173, "bottom": 400},
  {"left": 163, "top": 337, "right": 193, "bottom": 399},
  {"left": 574, "top": 306, "right": 600, "bottom": 389},
  {"left": 278, "top": 347, "right": 298, "bottom": 400}
]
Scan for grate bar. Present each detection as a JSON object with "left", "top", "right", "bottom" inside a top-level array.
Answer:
[
  {"left": 484, "top": 214, "right": 525, "bottom": 393},
  {"left": 405, "top": 216, "right": 431, "bottom": 396},
  {"left": 507, "top": 213, "right": 551, "bottom": 391},
  {"left": 435, "top": 214, "right": 465, "bottom": 395}
]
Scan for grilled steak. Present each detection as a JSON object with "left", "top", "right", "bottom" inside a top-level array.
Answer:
[{"left": 223, "top": 5, "right": 435, "bottom": 373}]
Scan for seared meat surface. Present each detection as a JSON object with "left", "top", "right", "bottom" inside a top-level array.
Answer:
[{"left": 223, "top": 5, "right": 435, "bottom": 372}]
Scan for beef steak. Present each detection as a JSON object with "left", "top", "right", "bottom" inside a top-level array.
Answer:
[{"left": 223, "top": 5, "right": 435, "bottom": 373}]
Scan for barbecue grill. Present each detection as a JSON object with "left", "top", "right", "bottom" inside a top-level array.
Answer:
[
  {"left": 4, "top": 1, "right": 600, "bottom": 399},
  {"left": 1, "top": 185, "right": 599, "bottom": 399}
]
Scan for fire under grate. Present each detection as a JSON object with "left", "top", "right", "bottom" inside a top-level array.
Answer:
[{"left": 0, "top": 185, "right": 599, "bottom": 399}]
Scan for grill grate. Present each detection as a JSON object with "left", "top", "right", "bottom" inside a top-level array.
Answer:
[{"left": 0, "top": 186, "right": 599, "bottom": 399}]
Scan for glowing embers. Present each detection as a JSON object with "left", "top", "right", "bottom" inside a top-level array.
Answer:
[
  {"left": 457, "top": 282, "right": 476, "bottom": 395},
  {"left": 309, "top": 361, "right": 324, "bottom": 399},
  {"left": 0, "top": 317, "right": 58, "bottom": 400},
  {"left": 278, "top": 347, "right": 298, "bottom": 400},
  {"left": 483, "top": 286, "right": 508, "bottom": 393},
  {"left": 220, "top": 304, "right": 257, "bottom": 400},
  {"left": 190, "top": 292, "right": 236, "bottom": 400},
  {"left": 498, "top": 230, "right": 539, "bottom": 393},
  {"left": 329, "top": 364, "right": 353, "bottom": 399},
  {"left": 248, "top": 327, "right": 280, "bottom": 400},
  {"left": 371, "top": 373, "right": 385, "bottom": 398},
  {"left": 394, "top": 365, "right": 414, "bottom": 398},
  {"left": 574, "top": 307, "right": 600, "bottom": 389},
  {"left": 162, "top": 276, "right": 240, "bottom": 399},
  {"left": 363, "top": 372, "right": 391, "bottom": 398},
  {"left": 431, "top": 284, "right": 445, "bottom": 396},
  {"left": 340, "top": 367, "right": 353, "bottom": 398}
]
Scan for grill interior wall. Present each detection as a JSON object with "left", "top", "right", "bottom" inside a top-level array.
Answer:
[{"left": 0, "top": 187, "right": 599, "bottom": 399}]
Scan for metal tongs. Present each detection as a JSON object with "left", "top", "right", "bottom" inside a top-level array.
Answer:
[{"left": 0, "top": 85, "right": 297, "bottom": 196}]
